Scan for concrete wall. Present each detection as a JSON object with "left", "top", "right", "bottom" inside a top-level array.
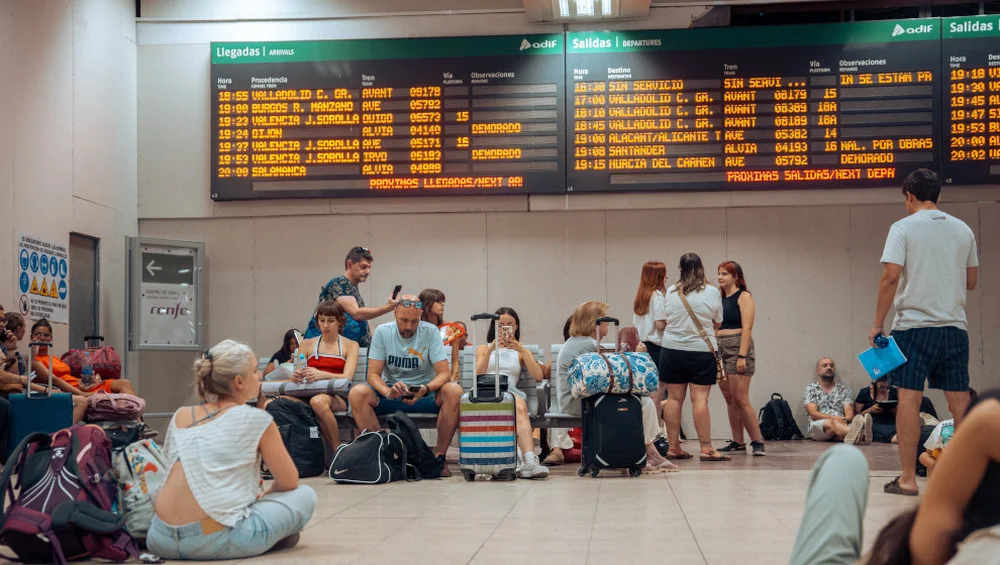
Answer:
[
  {"left": 0, "top": 0, "right": 137, "bottom": 360},
  {"left": 135, "top": 2, "right": 1000, "bottom": 435}
]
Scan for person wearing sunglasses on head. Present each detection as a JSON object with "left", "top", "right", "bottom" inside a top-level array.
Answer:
[
  {"left": 304, "top": 246, "right": 400, "bottom": 348},
  {"left": 348, "top": 295, "right": 464, "bottom": 476},
  {"left": 29, "top": 319, "right": 136, "bottom": 397}
]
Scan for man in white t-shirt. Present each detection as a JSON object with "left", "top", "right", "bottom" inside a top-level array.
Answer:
[
  {"left": 869, "top": 168, "right": 978, "bottom": 496},
  {"left": 348, "top": 295, "right": 463, "bottom": 476}
]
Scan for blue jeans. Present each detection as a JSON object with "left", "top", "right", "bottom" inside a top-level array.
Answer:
[{"left": 146, "top": 486, "right": 316, "bottom": 560}]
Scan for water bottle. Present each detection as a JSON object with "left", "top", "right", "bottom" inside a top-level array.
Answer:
[
  {"left": 294, "top": 349, "right": 306, "bottom": 382},
  {"left": 81, "top": 351, "right": 95, "bottom": 389}
]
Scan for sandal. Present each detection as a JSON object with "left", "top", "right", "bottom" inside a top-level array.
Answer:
[
  {"left": 666, "top": 450, "right": 694, "bottom": 460},
  {"left": 700, "top": 451, "right": 732, "bottom": 462},
  {"left": 883, "top": 476, "right": 918, "bottom": 496},
  {"left": 645, "top": 460, "right": 679, "bottom": 474}
]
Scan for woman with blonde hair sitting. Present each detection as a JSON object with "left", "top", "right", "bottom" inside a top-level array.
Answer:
[
  {"left": 549, "top": 301, "right": 676, "bottom": 473},
  {"left": 147, "top": 339, "right": 316, "bottom": 560}
]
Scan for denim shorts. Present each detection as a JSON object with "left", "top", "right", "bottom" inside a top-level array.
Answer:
[
  {"left": 146, "top": 486, "right": 316, "bottom": 561},
  {"left": 890, "top": 326, "right": 970, "bottom": 392},
  {"left": 371, "top": 385, "right": 440, "bottom": 416}
]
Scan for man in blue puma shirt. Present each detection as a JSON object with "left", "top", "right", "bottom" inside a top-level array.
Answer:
[{"left": 348, "top": 295, "right": 463, "bottom": 475}]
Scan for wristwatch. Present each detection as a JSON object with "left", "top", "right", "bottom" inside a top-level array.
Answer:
[
  {"left": 422, "top": 384, "right": 432, "bottom": 395},
  {"left": 737, "top": 355, "right": 748, "bottom": 359}
]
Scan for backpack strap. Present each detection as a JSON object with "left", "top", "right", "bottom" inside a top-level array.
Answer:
[
  {"left": 0, "top": 432, "right": 52, "bottom": 525},
  {"left": 50, "top": 500, "right": 126, "bottom": 534}
]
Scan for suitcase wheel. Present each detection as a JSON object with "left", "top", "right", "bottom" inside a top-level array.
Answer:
[
  {"left": 495, "top": 469, "right": 517, "bottom": 482},
  {"left": 590, "top": 468, "right": 601, "bottom": 478},
  {"left": 577, "top": 467, "right": 588, "bottom": 477},
  {"left": 629, "top": 466, "right": 643, "bottom": 478},
  {"left": 462, "top": 470, "right": 476, "bottom": 482}
]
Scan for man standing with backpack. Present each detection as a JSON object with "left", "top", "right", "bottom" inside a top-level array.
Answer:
[
  {"left": 305, "top": 246, "right": 400, "bottom": 347},
  {"left": 870, "top": 169, "right": 978, "bottom": 497}
]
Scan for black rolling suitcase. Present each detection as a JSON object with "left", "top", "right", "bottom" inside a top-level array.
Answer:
[{"left": 578, "top": 317, "right": 646, "bottom": 478}]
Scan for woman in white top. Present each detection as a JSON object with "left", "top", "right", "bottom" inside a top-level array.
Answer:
[
  {"left": 147, "top": 340, "right": 316, "bottom": 561},
  {"left": 659, "top": 253, "right": 730, "bottom": 462},
  {"left": 632, "top": 260, "right": 671, "bottom": 455},
  {"left": 474, "top": 307, "right": 548, "bottom": 479}
]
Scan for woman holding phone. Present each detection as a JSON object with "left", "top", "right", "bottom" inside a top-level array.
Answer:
[
  {"left": 474, "top": 307, "right": 548, "bottom": 479},
  {"left": 285, "top": 300, "right": 357, "bottom": 450}
]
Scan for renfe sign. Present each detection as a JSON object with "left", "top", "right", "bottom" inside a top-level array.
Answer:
[{"left": 129, "top": 238, "right": 205, "bottom": 351}]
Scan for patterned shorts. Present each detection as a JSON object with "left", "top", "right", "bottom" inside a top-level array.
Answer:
[{"left": 889, "top": 326, "right": 969, "bottom": 392}]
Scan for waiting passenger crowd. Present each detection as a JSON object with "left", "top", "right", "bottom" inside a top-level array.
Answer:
[{"left": 1, "top": 169, "right": 997, "bottom": 565}]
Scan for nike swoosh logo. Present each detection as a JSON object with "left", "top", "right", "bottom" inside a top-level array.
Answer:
[{"left": 334, "top": 469, "right": 348, "bottom": 475}]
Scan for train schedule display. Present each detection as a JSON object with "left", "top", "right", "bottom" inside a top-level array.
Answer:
[
  {"left": 566, "top": 20, "right": 942, "bottom": 193},
  {"left": 211, "top": 35, "right": 566, "bottom": 200},
  {"left": 941, "top": 15, "right": 1000, "bottom": 186}
]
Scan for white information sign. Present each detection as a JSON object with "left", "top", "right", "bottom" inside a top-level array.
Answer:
[
  {"left": 129, "top": 238, "right": 204, "bottom": 350},
  {"left": 17, "top": 234, "right": 69, "bottom": 323}
]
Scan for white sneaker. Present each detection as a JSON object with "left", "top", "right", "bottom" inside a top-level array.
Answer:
[
  {"left": 845, "top": 416, "right": 864, "bottom": 445},
  {"left": 518, "top": 452, "right": 550, "bottom": 479},
  {"left": 862, "top": 414, "right": 873, "bottom": 445}
]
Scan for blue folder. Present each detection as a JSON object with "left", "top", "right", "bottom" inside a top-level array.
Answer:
[{"left": 857, "top": 336, "right": 907, "bottom": 380}]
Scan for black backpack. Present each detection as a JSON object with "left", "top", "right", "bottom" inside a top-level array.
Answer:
[
  {"left": 382, "top": 412, "right": 445, "bottom": 480},
  {"left": 758, "top": 393, "right": 804, "bottom": 441},
  {"left": 265, "top": 398, "right": 325, "bottom": 478},
  {"left": 329, "top": 430, "right": 407, "bottom": 484}
]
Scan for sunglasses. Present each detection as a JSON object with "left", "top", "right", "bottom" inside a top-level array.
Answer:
[
  {"left": 352, "top": 246, "right": 370, "bottom": 253},
  {"left": 397, "top": 300, "right": 423, "bottom": 309}
]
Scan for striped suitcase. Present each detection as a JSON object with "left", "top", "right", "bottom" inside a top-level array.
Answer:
[{"left": 459, "top": 313, "right": 517, "bottom": 481}]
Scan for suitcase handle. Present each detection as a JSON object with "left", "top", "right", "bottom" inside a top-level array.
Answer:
[
  {"left": 470, "top": 313, "right": 503, "bottom": 400},
  {"left": 27, "top": 342, "right": 55, "bottom": 398},
  {"left": 84, "top": 335, "right": 104, "bottom": 342},
  {"left": 591, "top": 320, "right": 634, "bottom": 394}
]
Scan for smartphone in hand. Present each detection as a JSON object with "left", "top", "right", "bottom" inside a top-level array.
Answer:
[
  {"left": 403, "top": 384, "right": 422, "bottom": 398},
  {"left": 392, "top": 285, "right": 402, "bottom": 300}
]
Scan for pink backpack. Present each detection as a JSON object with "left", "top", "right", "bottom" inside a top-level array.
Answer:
[
  {"left": 87, "top": 392, "right": 145, "bottom": 421},
  {"left": 0, "top": 425, "right": 139, "bottom": 565}
]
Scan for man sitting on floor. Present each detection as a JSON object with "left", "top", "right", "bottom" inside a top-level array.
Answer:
[
  {"left": 804, "top": 357, "right": 864, "bottom": 442},
  {"left": 348, "top": 295, "right": 463, "bottom": 476}
]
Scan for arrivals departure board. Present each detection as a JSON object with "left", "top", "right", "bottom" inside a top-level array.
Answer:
[
  {"left": 566, "top": 20, "right": 942, "bottom": 192},
  {"left": 941, "top": 15, "right": 1000, "bottom": 185},
  {"left": 210, "top": 35, "right": 565, "bottom": 200}
]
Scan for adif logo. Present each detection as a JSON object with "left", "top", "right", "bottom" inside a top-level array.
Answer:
[
  {"left": 892, "top": 23, "right": 934, "bottom": 37},
  {"left": 520, "top": 38, "right": 557, "bottom": 51}
]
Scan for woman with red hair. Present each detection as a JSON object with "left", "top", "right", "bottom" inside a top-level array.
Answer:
[
  {"left": 716, "top": 261, "right": 765, "bottom": 456},
  {"left": 633, "top": 261, "right": 670, "bottom": 455}
]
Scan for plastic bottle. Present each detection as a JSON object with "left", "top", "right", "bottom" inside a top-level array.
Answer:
[
  {"left": 293, "top": 349, "right": 306, "bottom": 382},
  {"left": 81, "top": 350, "right": 95, "bottom": 389}
]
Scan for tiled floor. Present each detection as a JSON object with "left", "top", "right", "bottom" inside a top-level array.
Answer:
[{"left": 8, "top": 442, "right": 922, "bottom": 565}]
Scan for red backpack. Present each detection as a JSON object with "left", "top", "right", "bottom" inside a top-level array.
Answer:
[
  {"left": 0, "top": 425, "right": 139, "bottom": 565},
  {"left": 61, "top": 336, "right": 122, "bottom": 381}
]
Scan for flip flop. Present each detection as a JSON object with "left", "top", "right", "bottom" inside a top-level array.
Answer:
[
  {"left": 883, "top": 476, "right": 918, "bottom": 496},
  {"left": 666, "top": 450, "right": 694, "bottom": 460},
  {"left": 700, "top": 451, "right": 732, "bottom": 462}
]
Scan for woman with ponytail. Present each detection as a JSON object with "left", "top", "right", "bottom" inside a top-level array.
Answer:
[{"left": 147, "top": 340, "right": 316, "bottom": 561}]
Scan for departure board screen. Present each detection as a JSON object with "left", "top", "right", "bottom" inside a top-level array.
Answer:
[
  {"left": 941, "top": 15, "right": 1000, "bottom": 185},
  {"left": 210, "top": 35, "right": 565, "bottom": 200},
  {"left": 566, "top": 20, "right": 942, "bottom": 193}
]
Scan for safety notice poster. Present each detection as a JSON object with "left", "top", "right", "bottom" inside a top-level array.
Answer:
[{"left": 17, "top": 234, "right": 69, "bottom": 323}]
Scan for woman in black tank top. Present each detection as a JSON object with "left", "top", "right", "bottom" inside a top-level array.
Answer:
[{"left": 716, "top": 261, "right": 765, "bottom": 456}]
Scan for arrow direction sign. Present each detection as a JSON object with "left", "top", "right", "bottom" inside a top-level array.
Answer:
[{"left": 146, "top": 260, "right": 163, "bottom": 278}]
